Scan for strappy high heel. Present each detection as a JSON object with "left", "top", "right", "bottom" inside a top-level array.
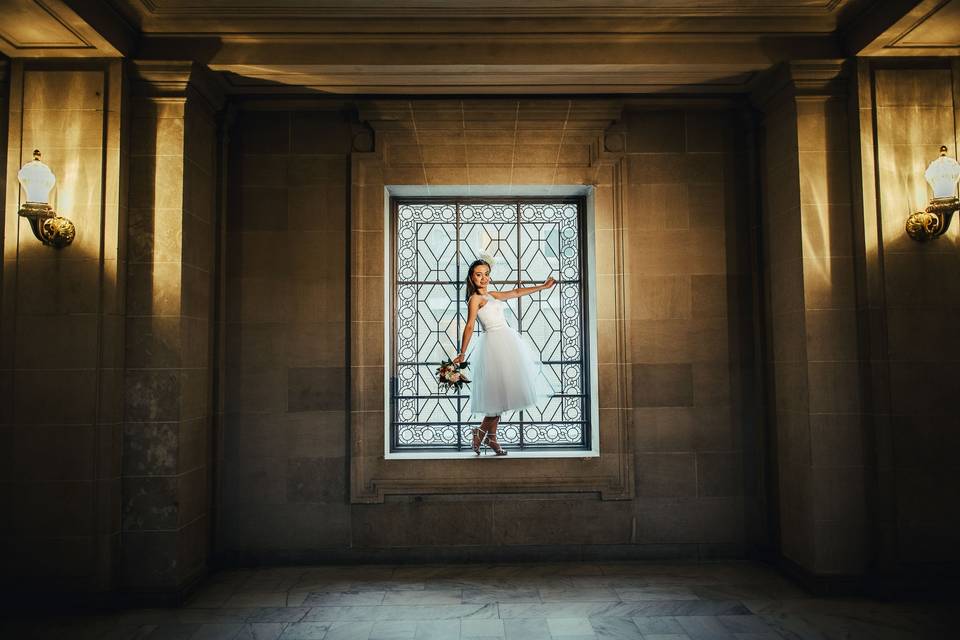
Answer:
[
  {"left": 485, "top": 426, "right": 508, "bottom": 456},
  {"left": 471, "top": 427, "right": 483, "bottom": 455}
]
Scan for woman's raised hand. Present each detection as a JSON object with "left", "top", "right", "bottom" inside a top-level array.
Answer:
[{"left": 541, "top": 276, "right": 557, "bottom": 289}]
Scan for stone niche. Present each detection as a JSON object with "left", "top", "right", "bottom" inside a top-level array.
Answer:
[{"left": 350, "top": 99, "right": 635, "bottom": 503}]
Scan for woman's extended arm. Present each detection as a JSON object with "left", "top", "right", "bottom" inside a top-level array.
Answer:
[
  {"left": 489, "top": 276, "right": 556, "bottom": 301},
  {"left": 453, "top": 295, "right": 482, "bottom": 364}
]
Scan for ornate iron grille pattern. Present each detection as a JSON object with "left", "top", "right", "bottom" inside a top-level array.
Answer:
[{"left": 391, "top": 198, "right": 589, "bottom": 452}]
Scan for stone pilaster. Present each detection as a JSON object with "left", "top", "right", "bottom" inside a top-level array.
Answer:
[
  {"left": 754, "top": 60, "right": 870, "bottom": 577},
  {"left": 121, "top": 61, "right": 222, "bottom": 593}
]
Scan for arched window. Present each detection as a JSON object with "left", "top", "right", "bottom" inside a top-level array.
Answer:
[{"left": 389, "top": 197, "right": 592, "bottom": 453}]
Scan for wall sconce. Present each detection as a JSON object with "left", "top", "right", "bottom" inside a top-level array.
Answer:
[
  {"left": 17, "top": 149, "right": 75, "bottom": 248},
  {"left": 905, "top": 145, "right": 960, "bottom": 242}
]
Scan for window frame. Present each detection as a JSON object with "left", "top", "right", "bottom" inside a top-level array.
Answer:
[{"left": 384, "top": 195, "right": 599, "bottom": 458}]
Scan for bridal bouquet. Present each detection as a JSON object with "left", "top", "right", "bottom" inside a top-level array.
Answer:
[{"left": 437, "top": 358, "right": 470, "bottom": 392}]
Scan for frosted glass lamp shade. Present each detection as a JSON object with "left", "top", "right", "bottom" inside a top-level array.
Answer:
[
  {"left": 18, "top": 158, "right": 56, "bottom": 204},
  {"left": 925, "top": 152, "right": 960, "bottom": 199}
]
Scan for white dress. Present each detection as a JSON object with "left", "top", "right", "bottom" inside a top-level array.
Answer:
[{"left": 468, "top": 293, "right": 551, "bottom": 417}]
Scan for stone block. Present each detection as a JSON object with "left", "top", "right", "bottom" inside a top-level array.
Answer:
[
  {"left": 812, "top": 466, "right": 867, "bottom": 524},
  {"left": 177, "top": 467, "right": 207, "bottom": 526},
  {"left": 12, "top": 425, "right": 96, "bottom": 482},
  {"left": 24, "top": 108, "right": 106, "bottom": 152},
  {"left": 125, "top": 369, "right": 182, "bottom": 422},
  {"left": 126, "top": 261, "right": 183, "bottom": 317},
  {"left": 15, "top": 259, "right": 102, "bottom": 315},
  {"left": 15, "top": 369, "right": 97, "bottom": 425},
  {"left": 123, "top": 422, "right": 178, "bottom": 476},
  {"left": 770, "top": 310, "right": 806, "bottom": 364},
  {"left": 631, "top": 275, "right": 691, "bottom": 320},
  {"left": 633, "top": 497, "right": 700, "bottom": 543},
  {"left": 289, "top": 231, "right": 346, "bottom": 279},
  {"left": 287, "top": 457, "right": 346, "bottom": 503},
  {"left": 129, "top": 154, "right": 185, "bottom": 210},
  {"left": 23, "top": 69, "right": 103, "bottom": 110},
  {"left": 125, "top": 316, "right": 182, "bottom": 369},
  {"left": 288, "top": 367, "right": 348, "bottom": 412},
  {"left": 804, "top": 308, "right": 858, "bottom": 362},
  {"left": 684, "top": 111, "right": 736, "bottom": 153},
  {"left": 130, "top": 116, "right": 184, "bottom": 156},
  {"left": 767, "top": 258, "right": 804, "bottom": 316},
  {"left": 351, "top": 230, "right": 385, "bottom": 277},
  {"left": 632, "top": 364, "right": 694, "bottom": 407},
  {"left": 814, "top": 519, "right": 868, "bottom": 574},
  {"left": 239, "top": 153, "right": 289, "bottom": 187},
  {"left": 697, "top": 452, "right": 743, "bottom": 497},
  {"left": 772, "top": 362, "right": 809, "bottom": 414},
  {"left": 227, "top": 276, "right": 290, "bottom": 323},
  {"left": 285, "top": 411, "right": 348, "bottom": 458},
  {"left": 631, "top": 319, "right": 691, "bottom": 364},
  {"left": 635, "top": 452, "right": 697, "bottom": 497},
  {"left": 240, "top": 111, "right": 290, "bottom": 154},
  {"left": 14, "top": 313, "right": 99, "bottom": 370},
  {"left": 874, "top": 68, "right": 953, "bottom": 107},
  {"left": 225, "top": 368, "right": 287, "bottom": 413},
  {"left": 120, "top": 530, "right": 179, "bottom": 588},
  {"left": 631, "top": 407, "right": 695, "bottom": 452},
  {"left": 219, "top": 455, "right": 287, "bottom": 506},
  {"left": 291, "top": 112, "right": 352, "bottom": 155},
  {"left": 626, "top": 110, "right": 685, "bottom": 153},
  {"left": 806, "top": 361, "right": 860, "bottom": 414},
  {"left": 690, "top": 274, "right": 726, "bottom": 319},
  {"left": 493, "top": 498, "right": 633, "bottom": 545},
  {"left": 10, "top": 480, "right": 94, "bottom": 536},
  {"left": 352, "top": 501, "right": 493, "bottom": 548},
  {"left": 692, "top": 362, "right": 730, "bottom": 406},
  {"left": 180, "top": 208, "right": 217, "bottom": 272},
  {"left": 289, "top": 157, "right": 346, "bottom": 187},
  {"left": 233, "top": 186, "right": 289, "bottom": 231},
  {"left": 122, "top": 476, "right": 178, "bottom": 531},
  {"left": 627, "top": 183, "right": 688, "bottom": 230},
  {"left": 128, "top": 206, "right": 183, "bottom": 264}
]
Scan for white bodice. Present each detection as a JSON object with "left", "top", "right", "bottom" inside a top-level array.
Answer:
[{"left": 477, "top": 294, "right": 508, "bottom": 331}]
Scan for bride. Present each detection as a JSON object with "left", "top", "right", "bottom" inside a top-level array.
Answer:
[{"left": 452, "top": 255, "right": 555, "bottom": 456}]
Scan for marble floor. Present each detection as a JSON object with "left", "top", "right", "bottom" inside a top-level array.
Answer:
[{"left": 1, "top": 561, "right": 951, "bottom": 639}]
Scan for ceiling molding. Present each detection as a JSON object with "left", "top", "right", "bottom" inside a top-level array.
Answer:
[
  {"left": 0, "top": 0, "right": 123, "bottom": 57},
  {"left": 130, "top": 60, "right": 226, "bottom": 112},
  {"left": 855, "top": 0, "right": 960, "bottom": 55},
  {"left": 211, "top": 64, "right": 759, "bottom": 96},
  {"left": 129, "top": 0, "right": 851, "bottom": 20}
]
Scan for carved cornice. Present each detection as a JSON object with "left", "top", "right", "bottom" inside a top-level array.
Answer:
[{"left": 129, "top": 59, "right": 226, "bottom": 112}]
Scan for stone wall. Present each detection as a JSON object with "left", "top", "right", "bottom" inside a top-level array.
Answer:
[
  {"left": 218, "top": 108, "right": 353, "bottom": 556},
  {"left": 0, "top": 61, "right": 126, "bottom": 592},
  {"left": 855, "top": 63, "right": 960, "bottom": 572},
  {"left": 217, "top": 99, "right": 761, "bottom": 561}
]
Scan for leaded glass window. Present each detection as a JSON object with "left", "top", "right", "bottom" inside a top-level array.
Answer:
[{"left": 389, "top": 197, "right": 590, "bottom": 453}]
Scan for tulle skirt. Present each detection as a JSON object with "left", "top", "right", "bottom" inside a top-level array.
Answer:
[{"left": 468, "top": 326, "right": 553, "bottom": 417}]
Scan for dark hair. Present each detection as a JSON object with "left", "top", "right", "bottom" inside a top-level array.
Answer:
[{"left": 465, "top": 259, "right": 491, "bottom": 302}]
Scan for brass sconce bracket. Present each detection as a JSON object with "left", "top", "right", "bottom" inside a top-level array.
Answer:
[
  {"left": 906, "top": 145, "right": 960, "bottom": 242},
  {"left": 905, "top": 197, "right": 959, "bottom": 242},
  {"left": 17, "top": 203, "right": 76, "bottom": 249}
]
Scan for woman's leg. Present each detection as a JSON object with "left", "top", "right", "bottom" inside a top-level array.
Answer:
[{"left": 485, "top": 415, "right": 507, "bottom": 455}]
